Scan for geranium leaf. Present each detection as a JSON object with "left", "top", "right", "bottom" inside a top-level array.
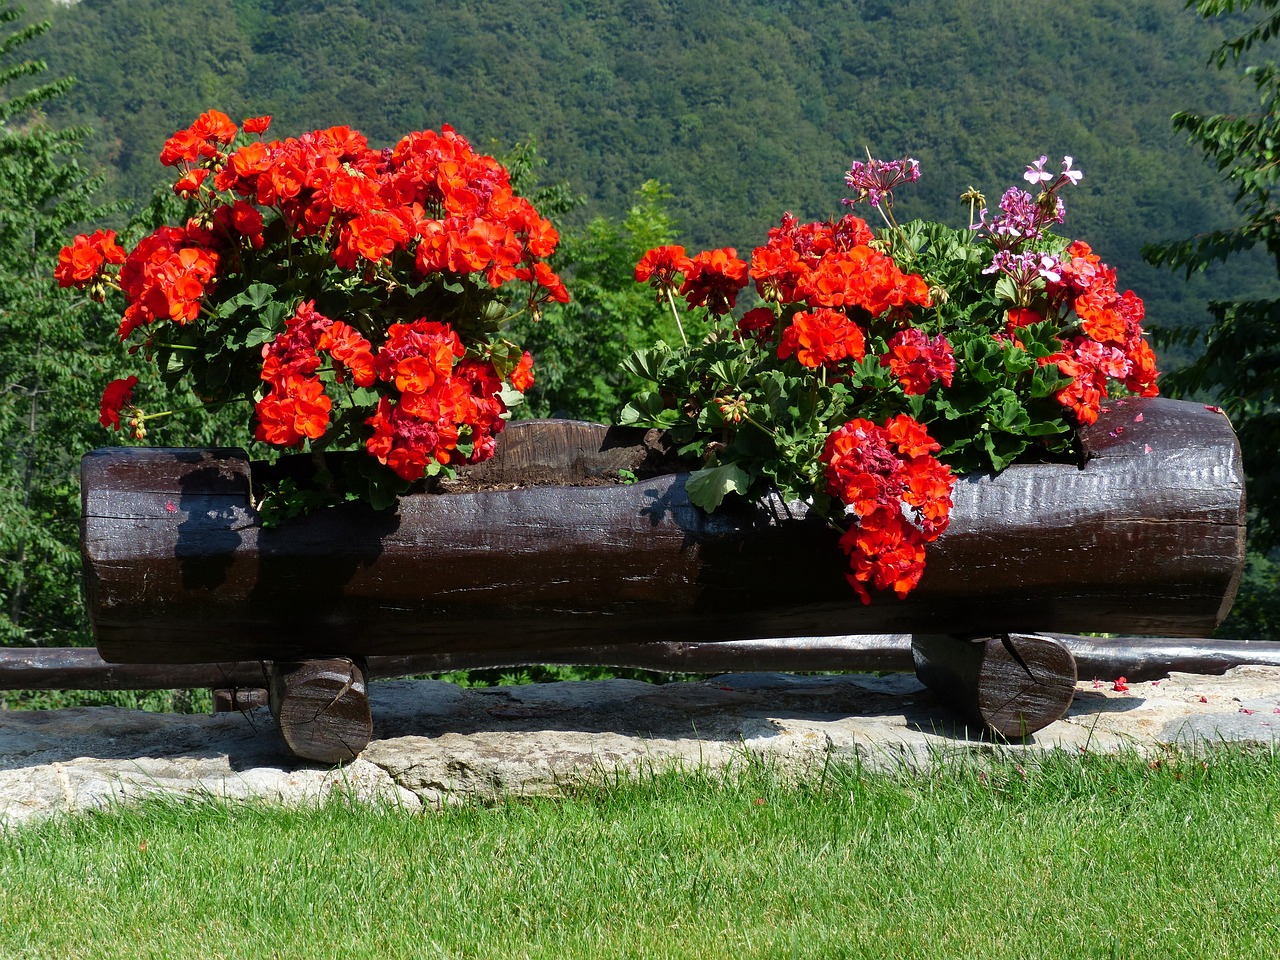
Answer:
[{"left": 685, "top": 463, "right": 750, "bottom": 513}]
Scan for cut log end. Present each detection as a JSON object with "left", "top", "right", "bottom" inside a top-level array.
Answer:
[
  {"left": 913, "top": 633, "right": 1077, "bottom": 739},
  {"left": 267, "top": 658, "right": 372, "bottom": 764}
]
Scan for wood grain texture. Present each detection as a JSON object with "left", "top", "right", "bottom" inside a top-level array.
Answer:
[
  {"left": 267, "top": 658, "right": 371, "bottom": 764},
  {"left": 912, "top": 633, "right": 1078, "bottom": 738},
  {"left": 0, "top": 646, "right": 267, "bottom": 690},
  {"left": 82, "top": 398, "right": 1246, "bottom": 665}
]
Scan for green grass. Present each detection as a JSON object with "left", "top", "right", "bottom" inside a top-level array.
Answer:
[{"left": 1, "top": 748, "right": 1278, "bottom": 959}]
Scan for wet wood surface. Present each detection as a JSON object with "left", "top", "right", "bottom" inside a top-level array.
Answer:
[{"left": 81, "top": 397, "right": 1246, "bottom": 665}]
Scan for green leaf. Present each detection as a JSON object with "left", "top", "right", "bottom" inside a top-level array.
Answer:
[
  {"left": 354, "top": 457, "right": 411, "bottom": 512},
  {"left": 685, "top": 462, "right": 750, "bottom": 513},
  {"left": 245, "top": 326, "right": 276, "bottom": 348},
  {"left": 619, "top": 391, "right": 680, "bottom": 428},
  {"left": 621, "top": 342, "right": 675, "bottom": 383},
  {"left": 1023, "top": 419, "right": 1070, "bottom": 437}
]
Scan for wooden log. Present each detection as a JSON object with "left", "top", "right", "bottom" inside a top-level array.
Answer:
[
  {"left": 81, "top": 398, "right": 1246, "bottom": 665},
  {"left": 212, "top": 687, "right": 270, "bottom": 713},
  {"left": 267, "top": 658, "right": 371, "bottom": 764},
  {"left": 912, "top": 633, "right": 1078, "bottom": 738}
]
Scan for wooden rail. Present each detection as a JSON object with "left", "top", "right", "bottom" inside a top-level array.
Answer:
[{"left": 5, "top": 634, "right": 1279, "bottom": 690}]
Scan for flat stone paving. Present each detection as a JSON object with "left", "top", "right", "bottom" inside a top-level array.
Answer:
[{"left": 3, "top": 665, "right": 1279, "bottom": 826}]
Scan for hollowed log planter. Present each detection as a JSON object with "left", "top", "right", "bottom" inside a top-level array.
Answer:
[{"left": 81, "top": 397, "right": 1246, "bottom": 762}]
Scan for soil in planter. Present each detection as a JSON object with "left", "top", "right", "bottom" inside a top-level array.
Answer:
[{"left": 249, "top": 421, "right": 693, "bottom": 511}]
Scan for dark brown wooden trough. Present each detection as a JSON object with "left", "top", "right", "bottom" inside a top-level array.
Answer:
[{"left": 81, "top": 396, "right": 1246, "bottom": 762}]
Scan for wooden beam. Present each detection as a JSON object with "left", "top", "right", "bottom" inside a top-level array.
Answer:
[
  {"left": 6, "top": 634, "right": 1280, "bottom": 691},
  {"left": 80, "top": 399, "right": 1247, "bottom": 666},
  {"left": 0, "top": 647, "right": 266, "bottom": 690}
]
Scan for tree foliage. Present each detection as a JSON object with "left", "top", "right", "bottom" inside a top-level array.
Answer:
[
  {"left": 23, "top": 0, "right": 1273, "bottom": 348},
  {"left": 512, "top": 180, "right": 691, "bottom": 422},
  {"left": 1144, "top": 0, "right": 1280, "bottom": 552},
  {"left": 0, "top": 3, "right": 115, "bottom": 645}
]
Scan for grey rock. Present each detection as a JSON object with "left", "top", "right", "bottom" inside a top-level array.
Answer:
[{"left": 2, "top": 666, "right": 1279, "bottom": 826}]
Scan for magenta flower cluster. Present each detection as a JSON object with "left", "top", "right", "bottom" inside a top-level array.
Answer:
[
  {"left": 843, "top": 156, "right": 921, "bottom": 208},
  {"left": 976, "top": 155, "right": 1082, "bottom": 295}
]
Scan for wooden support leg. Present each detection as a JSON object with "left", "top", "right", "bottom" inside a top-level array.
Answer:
[
  {"left": 267, "top": 658, "right": 372, "bottom": 764},
  {"left": 912, "top": 633, "right": 1077, "bottom": 739}
]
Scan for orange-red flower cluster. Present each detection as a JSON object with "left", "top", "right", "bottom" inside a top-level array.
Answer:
[
  {"left": 59, "top": 113, "right": 561, "bottom": 486},
  {"left": 634, "top": 245, "right": 749, "bottom": 316},
  {"left": 777, "top": 308, "right": 866, "bottom": 368},
  {"left": 821, "top": 416, "right": 955, "bottom": 604},
  {"left": 54, "top": 229, "right": 125, "bottom": 292},
  {"left": 749, "top": 213, "right": 875, "bottom": 303},
  {"left": 114, "top": 226, "right": 220, "bottom": 340},
  {"left": 635, "top": 244, "right": 694, "bottom": 291},
  {"left": 253, "top": 301, "right": 515, "bottom": 479},
  {"left": 59, "top": 114, "right": 567, "bottom": 342},
  {"left": 680, "top": 248, "right": 749, "bottom": 315},
  {"left": 1045, "top": 241, "right": 1158, "bottom": 424},
  {"left": 796, "top": 245, "right": 932, "bottom": 317},
  {"left": 366, "top": 337, "right": 508, "bottom": 481},
  {"left": 735, "top": 306, "right": 777, "bottom": 344},
  {"left": 881, "top": 328, "right": 955, "bottom": 395},
  {"left": 256, "top": 301, "right": 372, "bottom": 447},
  {"left": 748, "top": 212, "right": 930, "bottom": 319}
]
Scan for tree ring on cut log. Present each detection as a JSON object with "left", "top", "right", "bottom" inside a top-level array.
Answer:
[
  {"left": 912, "top": 633, "right": 1078, "bottom": 738},
  {"left": 267, "top": 658, "right": 371, "bottom": 764}
]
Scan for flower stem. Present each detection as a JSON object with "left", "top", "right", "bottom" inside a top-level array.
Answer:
[{"left": 664, "top": 286, "right": 689, "bottom": 349}]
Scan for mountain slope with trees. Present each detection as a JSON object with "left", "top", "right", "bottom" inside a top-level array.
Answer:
[{"left": 24, "top": 0, "right": 1271, "bottom": 342}]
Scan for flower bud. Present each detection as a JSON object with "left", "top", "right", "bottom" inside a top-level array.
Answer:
[{"left": 715, "top": 394, "right": 751, "bottom": 424}]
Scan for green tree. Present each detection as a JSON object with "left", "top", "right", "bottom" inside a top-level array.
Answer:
[
  {"left": 0, "top": 4, "right": 115, "bottom": 646},
  {"left": 1144, "top": 0, "right": 1280, "bottom": 636},
  {"left": 514, "top": 180, "right": 691, "bottom": 423}
]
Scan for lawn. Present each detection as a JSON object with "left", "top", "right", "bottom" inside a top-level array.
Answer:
[{"left": 1, "top": 748, "right": 1277, "bottom": 959}]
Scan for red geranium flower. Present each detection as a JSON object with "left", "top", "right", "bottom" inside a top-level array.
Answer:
[
  {"left": 510, "top": 351, "right": 536, "bottom": 392},
  {"left": 635, "top": 245, "right": 693, "bottom": 289},
  {"left": 55, "top": 230, "right": 126, "bottom": 289},
  {"left": 99, "top": 376, "right": 139, "bottom": 431},
  {"left": 881, "top": 328, "right": 955, "bottom": 395},
  {"left": 778, "top": 309, "right": 866, "bottom": 369},
  {"left": 680, "top": 247, "right": 748, "bottom": 315}
]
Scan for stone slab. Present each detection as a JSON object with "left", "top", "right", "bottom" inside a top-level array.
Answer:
[{"left": 2, "top": 666, "right": 1279, "bottom": 826}]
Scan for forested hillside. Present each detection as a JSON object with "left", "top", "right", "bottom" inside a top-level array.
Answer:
[{"left": 24, "top": 0, "right": 1273, "bottom": 341}]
